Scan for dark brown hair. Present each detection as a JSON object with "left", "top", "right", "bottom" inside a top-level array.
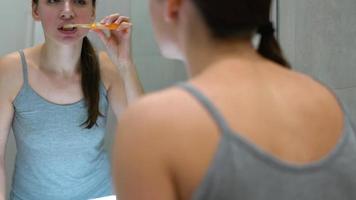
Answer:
[
  {"left": 33, "top": 0, "right": 102, "bottom": 128},
  {"left": 192, "top": 0, "right": 290, "bottom": 68}
]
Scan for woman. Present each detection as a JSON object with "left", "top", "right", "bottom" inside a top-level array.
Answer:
[
  {"left": 113, "top": 0, "right": 356, "bottom": 199},
  {"left": 0, "top": 0, "right": 143, "bottom": 199}
]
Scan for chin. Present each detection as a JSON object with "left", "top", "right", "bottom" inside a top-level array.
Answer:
[
  {"left": 52, "top": 29, "right": 87, "bottom": 43},
  {"left": 53, "top": 34, "right": 86, "bottom": 45},
  {"left": 58, "top": 36, "right": 80, "bottom": 43}
]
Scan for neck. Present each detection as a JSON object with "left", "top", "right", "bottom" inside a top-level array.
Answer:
[
  {"left": 177, "top": 0, "right": 264, "bottom": 77},
  {"left": 39, "top": 39, "right": 84, "bottom": 76},
  {"left": 184, "top": 37, "right": 264, "bottom": 77}
]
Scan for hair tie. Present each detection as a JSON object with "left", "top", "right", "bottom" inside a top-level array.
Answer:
[{"left": 257, "top": 22, "right": 275, "bottom": 36}]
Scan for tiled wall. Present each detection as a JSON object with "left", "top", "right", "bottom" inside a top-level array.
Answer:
[
  {"left": 0, "top": 1, "right": 32, "bottom": 55},
  {"left": 278, "top": 0, "right": 356, "bottom": 123}
]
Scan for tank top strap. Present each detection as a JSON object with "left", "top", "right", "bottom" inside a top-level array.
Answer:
[
  {"left": 99, "top": 80, "right": 109, "bottom": 101},
  {"left": 339, "top": 101, "right": 356, "bottom": 137},
  {"left": 18, "top": 50, "right": 29, "bottom": 86},
  {"left": 178, "top": 82, "right": 231, "bottom": 135}
]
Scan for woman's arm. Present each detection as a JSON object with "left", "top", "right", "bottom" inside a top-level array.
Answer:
[
  {"left": 95, "top": 14, "right": 144, "bottom": 117},
  {"left": 0, "top": 97, "right": 13, "bottom": 200},
  {"left": 0, "top": 55, "right": 21, "bottom": 200},
  {"left": 99, "top": 52, "right": 143, "bottom": 117},
  {"left": 112, "top": 96, "right": 179, "bottom": 200},
  {"left": 116, "top": 60, "right": 143, "bottom": 105}
]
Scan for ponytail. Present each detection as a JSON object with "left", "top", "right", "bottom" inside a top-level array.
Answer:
[
  {"left": 257, "top": 22, "right": 291, "bottom": 69},
  {"left": 80, "top": 36, "right": 102, "bottom": 129},
  {"left": 191, "top": 0, "right": 291, "bottom": 69}
]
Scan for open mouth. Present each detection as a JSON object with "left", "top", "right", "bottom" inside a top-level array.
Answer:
[{"left": 58, "top": 26, "right": 77, "bottom": 32}]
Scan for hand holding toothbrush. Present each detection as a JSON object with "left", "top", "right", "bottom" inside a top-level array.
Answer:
[
  {"left": 93, "top": 14, "right": 143, "bottom": 102},
  {"left": 65, "top": 14, "right": 140, "bottom": 92},
  {"left": 92, "top": 13, "right": 133, "bottom": 69}
]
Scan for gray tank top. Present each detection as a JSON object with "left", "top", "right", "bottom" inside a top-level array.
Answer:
[
  {"left": 178, "top": 83, "right": 356, "bottom": 200},
  {"left": 10, "top": 51, "right": 113, "bottom": 200}
]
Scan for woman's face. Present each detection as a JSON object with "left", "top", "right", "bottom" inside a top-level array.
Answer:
[{"left": 33, "top": 0, "right": 95, "bottom": 44}]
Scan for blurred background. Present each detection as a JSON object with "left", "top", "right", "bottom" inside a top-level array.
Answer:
[{"left": 0, "top": 0, "right": 355, "bottom": 198}]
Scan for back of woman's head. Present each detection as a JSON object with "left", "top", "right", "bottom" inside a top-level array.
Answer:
[{"left": 192, "top": 0, "right": 290, "bottom": 68}]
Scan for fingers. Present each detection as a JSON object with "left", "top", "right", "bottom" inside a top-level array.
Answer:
[
  {"left": 94, "top": 13, "right": 132, "bottom": 46},
  {"left": 116, "top": 22, "right": 132, "bottom": 33},
  {"left": 100, "top": 13, "right": 120, "bottom": 24},
  {"left": 100, "top": 13, "right": 129, "bottom": 25},
  {"left": 114, "top": 16, "right": 130, "bottom": 25},
  {"left": 114, "top": 16, "right": 132, "bottom": 32},
  {"left": 100, "top": 13, "right": 131, "bottom": 31}
]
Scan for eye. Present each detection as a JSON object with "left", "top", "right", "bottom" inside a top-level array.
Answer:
[
  {"left": 47, "top": 0, "right": 62, "bottom": 4},
  {"left": 73, "top": 0, "right": 87, "bottom": 5}
]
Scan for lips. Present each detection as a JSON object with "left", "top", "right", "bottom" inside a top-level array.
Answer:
[{"left": 58, "top": 25, "right": 78, "bottom": 34}]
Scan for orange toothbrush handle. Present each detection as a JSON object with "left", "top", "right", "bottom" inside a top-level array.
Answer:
[
  {"left": 105, "top": 23, "right": 119, "bottom": 30},
  {"left": 91, "top": 23, "right": 119, "bottom": 30}
]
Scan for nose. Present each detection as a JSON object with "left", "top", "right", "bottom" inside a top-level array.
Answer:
[{"left": 60, "top": 1, "right": 75, "bottom": 20}]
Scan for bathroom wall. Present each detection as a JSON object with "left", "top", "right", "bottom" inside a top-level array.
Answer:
[{"left": 278, "top": 0, "right": 356, "bottom": 123}]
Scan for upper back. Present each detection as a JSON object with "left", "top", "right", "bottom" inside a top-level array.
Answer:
[
  {"left": 177, "top": 79, "right": 356, "bottom": 200},
  {"left": 181, "top": 61, "right": 355, "bottom": 199},
  {"left": 187, "top": 59, "right": 345, "bottom": 164},
  {"left": 136, "top": 59, "right": 354, "bottom": 200}
]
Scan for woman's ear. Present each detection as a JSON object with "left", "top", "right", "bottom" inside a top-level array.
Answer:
[
  {"left": 164, "top": 0, "right": 182, "bottom": 23},
  {"left": 32, "top": 3, "right": 40, "bottom": 21}
]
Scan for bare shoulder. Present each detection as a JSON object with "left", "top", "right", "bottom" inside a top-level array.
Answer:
[
  {"left": 281, "top": 69, "right": 344, "bottom": 127},
  {"left": 0, "top": 51, "right": 22, "bottom": 77},
  {"left": 113, "top": 88, "right": 188, "bottom": 199},
  {"left": 265, "top": 63, "right": 339, "bottom": 108},
  {"left": 290, "top": 71, "right": 341, "bottom": 109},
  {"left": 0, "top": 51, "right": 23, "bottom": 101},
  {"left": 118, "top": 87, "right": 194, "bottom": 135},
  {"left": 116, "top": 84, "right": 217, "bottom": 152},
  {"left": 114, "top": 85, "right": 220, "bottom": 199}
]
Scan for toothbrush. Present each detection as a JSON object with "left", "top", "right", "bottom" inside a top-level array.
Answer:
[{"left": 63, "top": 23, "right": 120, "bottom": 30}]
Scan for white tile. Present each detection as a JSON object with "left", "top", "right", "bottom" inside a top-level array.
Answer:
[{"left": 279, "top": 0, "right": 356, "bottom": 89}]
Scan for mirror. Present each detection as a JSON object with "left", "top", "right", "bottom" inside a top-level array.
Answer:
[{"left": 0, "top": 0, "right": 187, "bottom": 199}]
